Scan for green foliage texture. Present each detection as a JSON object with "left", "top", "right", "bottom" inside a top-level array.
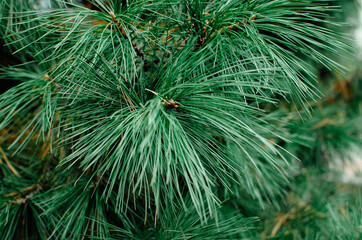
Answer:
[{"left": 0, "top": 0, "right": 361, "bottom": 239}]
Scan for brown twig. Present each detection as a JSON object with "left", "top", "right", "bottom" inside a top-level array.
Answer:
[
  {"left": 110, "top": 11, "right": 128, "bottom": 38},
  {"left": 145, "top": 88, "right": 182, "bottom": 109},
  {"left": 0, "top": 146, "right": 20, "bottom": 177},
  {"left": 250, "top": 14, "right": 256, "bottom": 22},
  {"left": 7, "top": 184, "right": 42, "bottom": 205},
  {"left": 110, "top": 11, "right": 144, "bottom": 59}
]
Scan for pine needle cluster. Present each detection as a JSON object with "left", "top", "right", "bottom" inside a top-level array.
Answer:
[{"left": 0, "top": 0, "right": 360, "bottom": 239}]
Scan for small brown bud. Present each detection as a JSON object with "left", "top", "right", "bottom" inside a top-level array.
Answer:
[{"left": 250, "top": 15, "right": 256, "bottom": 22}]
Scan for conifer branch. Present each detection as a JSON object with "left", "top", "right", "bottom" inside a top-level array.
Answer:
[{"left": 0, "top": 0, "right": 359, "bottom": 239}]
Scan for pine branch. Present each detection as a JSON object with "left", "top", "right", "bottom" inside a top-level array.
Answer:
[{"left": 0, "top": 0, "right": 358, "bottom": 239}]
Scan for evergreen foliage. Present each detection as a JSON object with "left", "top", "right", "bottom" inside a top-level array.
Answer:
[{"left": 0, "top": 0, "right": 360, "bottom": 239}]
